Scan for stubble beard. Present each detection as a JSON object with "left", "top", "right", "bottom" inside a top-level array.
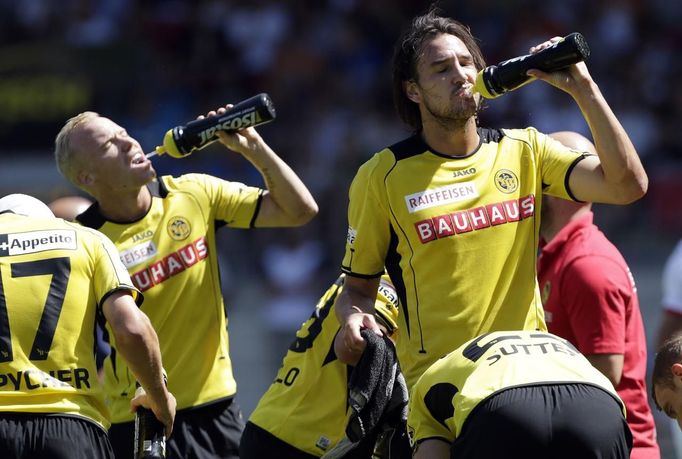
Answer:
[{"left": 423, "top": 94, "right": 479, "bottom": 131}]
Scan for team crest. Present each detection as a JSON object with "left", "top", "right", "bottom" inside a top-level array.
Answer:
[
  {"left": 494, "top": 169, "right": 519, "bottom": 194},
  {"left": 167, "top": 216, "right": 191, "bottom": 240},
  {"left": 347, "top": 226, "right": 357, "bottom": 245},
  {"left": 541, "top": 281, "right": 551, "bottom": 305}
]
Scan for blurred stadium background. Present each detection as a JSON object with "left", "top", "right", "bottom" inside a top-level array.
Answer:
[{"left": 1, "top": 0, "right": 680, "bottom": 456}]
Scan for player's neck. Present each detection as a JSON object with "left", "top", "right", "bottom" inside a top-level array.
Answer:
[
  {"left": 421, "top": 117, "right": 479, "bottom": 157},
  {"left": 97, "top": 186, "right": 152, "bottom": 222}
]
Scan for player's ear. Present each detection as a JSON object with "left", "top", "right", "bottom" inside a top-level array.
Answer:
[
  {"left": 77, "top": 170, "right": 94, "bottom": 187},
  {"left": 672, "top": 363, "right": 682, "bottom": 378},
  {"left": 405, "top": 80, "right": 421, "bottom": 104}
]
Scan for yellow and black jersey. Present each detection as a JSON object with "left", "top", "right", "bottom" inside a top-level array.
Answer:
[
  {"left": 76, "top": 173, "right": 262, "bottom": 423},
  {"left": 341, "top": 127, "right": 588, "bottom": 388},
  {"left": 408, "top": 331, "right": 624, "bottom": 446},
  {"left": 0, "top": 213, "right": 139, "bottom": 430},
  {"left": 249, "top": 274, "right": 398, "bottom": 457}
]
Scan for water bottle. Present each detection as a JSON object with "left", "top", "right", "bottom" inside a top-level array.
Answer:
[
  {"left": 134, "top": 407, "right": 166, "bottom": 459},
  {"left": 152, "top": 93, "right": 276, "bottom": 158},
  {"left": 473, "top": 32, "right": 590, "bottom": 99},
  {"left": 133, "top": 381, "right": 167, "bottom": 459}
]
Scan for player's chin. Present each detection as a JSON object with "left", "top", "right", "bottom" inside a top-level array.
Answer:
[{"left": 139, "top": 164, "right": 157, "bottom": 180}]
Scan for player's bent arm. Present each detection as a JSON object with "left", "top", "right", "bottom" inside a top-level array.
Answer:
[
  {"left": 585, "top": 353, "right": 624, "bottom": 388},
  {"left": 413, "top": 439, "right": 450, "bottom": 459},
  {"left": 102, "top": 290, "right": 176, "bottom": 435},
  {"left": 335, "top": 276, "right": 382, "bottom": 353},
  {"left": 656, "top": 311, "right": 682, "bottom": 349},
  {"left": 215, "top": 130, "right": 318, "bottom": 227},
  {"left": 560, "top": 81, "right": 646, "bottom": 204},
  {"left": 527, "top": 47, "right": 647, "bottom": 204},
  {"left": 569, "top": 78, "right": 647, "bottom": 204}
]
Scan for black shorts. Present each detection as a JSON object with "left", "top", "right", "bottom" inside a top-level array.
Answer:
[
  {"left": 240, "top": 421, "right": 318, "bottom": 459},
  {"left": 0, "top": 413, "right": 113, "bottom": 459},
  {"left": 450, "top": 383, "right": 632, "bottom": 459},
  {"left": 109, "top": 397, "right": 244, "bottom": 459},
  {"left": 240, "top": 420, "right": 410, "bottom": 459}
]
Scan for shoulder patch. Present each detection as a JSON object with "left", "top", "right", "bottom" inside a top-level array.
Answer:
[
  {"left": 388, "top": 134, "right": 429, "bottom": 161},
  {"left": 75, "top": 203, "right": 106, "bottom": 229},
  {"left": 148, "top": 178, "right": 170, "bottom": 198},
  {"left": 424, "top": 382, "right": 458, "bottom": 427},
  {"left": 477, "top": 127, "right": 505, "bottom": 144}
]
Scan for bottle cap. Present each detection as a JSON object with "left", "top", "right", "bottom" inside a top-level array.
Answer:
[
  {"left": 473, "top": 70, "right": 498, "bottom": 99},
  {"left": 161, "top": 129, "right": 185, "bottom": 158}
]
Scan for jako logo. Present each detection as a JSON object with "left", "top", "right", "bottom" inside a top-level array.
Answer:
[
  {"left": 414, "top": 194, "right": 535, "bottom": 243},
  {"left": 453, "top": 167, "right": 476, "bottom": 178}
]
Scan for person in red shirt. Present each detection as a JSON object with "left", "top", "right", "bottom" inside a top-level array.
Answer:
[{"left": 538, "top": 131, "right": 660, "bottom": 459}]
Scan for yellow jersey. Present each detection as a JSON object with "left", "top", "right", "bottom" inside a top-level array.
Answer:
[
  {"left": 77, "top": 173, "right": 262, "bottom": 422},
  {"left": 408, "top": 331, "right": 624, "bottom": 445},
  {"left": 342, "top": 127, "right": 588, "bottom": 387},
  {"left": 0, "top": 213, "right": 139, "bottom": 430},
  {"left": 249, "top": 274, "right": 399, "bottom": 456}
]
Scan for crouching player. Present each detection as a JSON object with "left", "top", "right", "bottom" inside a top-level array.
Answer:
[
  {"left": 240, "top": 274, "right": 399, "bottom": 458},
  {"left": 408, "top": 330, "right": 632, "bottom": 459}
]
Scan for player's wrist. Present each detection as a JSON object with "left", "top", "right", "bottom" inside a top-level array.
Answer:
[{"left": 350, "top": 306, "right": 365, "bottom": 315}]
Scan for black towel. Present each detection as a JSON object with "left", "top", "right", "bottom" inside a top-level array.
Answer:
[{"left": 322, "top": 329, "right": 408, "bottom": 458}]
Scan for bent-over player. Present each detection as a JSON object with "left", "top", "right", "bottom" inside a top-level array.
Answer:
[{"left": 409, "top": 330, "right": 632, "bottom": 458}]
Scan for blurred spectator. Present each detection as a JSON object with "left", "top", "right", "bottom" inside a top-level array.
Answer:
[{"left": 260, "top": 232, "right": 325, "bottom": 351}]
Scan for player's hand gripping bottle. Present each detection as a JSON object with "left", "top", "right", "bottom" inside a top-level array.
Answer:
[
  {"left": 152, "top": 93, "right": 276, "bottom": 158},
  {"left": 473, "top": 32, "right": 590, "bottom": 99},
  {"left": 133, "top": 376, "right": 169, "bottom": 459}
]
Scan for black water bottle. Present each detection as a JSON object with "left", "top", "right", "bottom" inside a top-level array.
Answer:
[
  {"left": 153, "top": 93, "right": 277, "bottom": 158},
  {"left": 474, "top": 32, "right": 590, "bottom": 99},
  {"left": 134, "top": 386, "right": 166, "bottom": 459}
]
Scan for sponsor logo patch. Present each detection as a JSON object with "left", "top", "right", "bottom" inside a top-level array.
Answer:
[
  {"left": 453, "top": 167, "right": 476, "bottom": 178},
  {"left": 119, "top": 240, "right": 158, "bottom": 269},
  {"left": 130, "top": 236, "right": 208, "bottom": 292},
  {"left": 0, "top": 230, "right": 77, "bottom": 256},
  {"left": 315, "top": 436, "right": 331, "bottom": 451},
  {"left": 405, "top": 183, "right": 478, "bottom": 213},
  {"left": 347, "top": 226, "right": 357, "bottom": 245},
  {"left": 414, "top": 194, "right": 535, "bottom": 243}
]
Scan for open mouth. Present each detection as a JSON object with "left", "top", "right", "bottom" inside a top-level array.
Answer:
[
  {"left": 131, "top": 153, "right": 146, "bottom": 165},
  {"left": 456, "top": 84, "right": 474, "bottom": 98}
]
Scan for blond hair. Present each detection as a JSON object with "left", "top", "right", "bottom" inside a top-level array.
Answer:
[{"left": 54, "top": 111, "right": 100, "bottom": 188}]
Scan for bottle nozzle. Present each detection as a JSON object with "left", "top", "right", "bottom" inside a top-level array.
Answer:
[{"left": 145, "top": 146, "right": 167, "bottom": 159}]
